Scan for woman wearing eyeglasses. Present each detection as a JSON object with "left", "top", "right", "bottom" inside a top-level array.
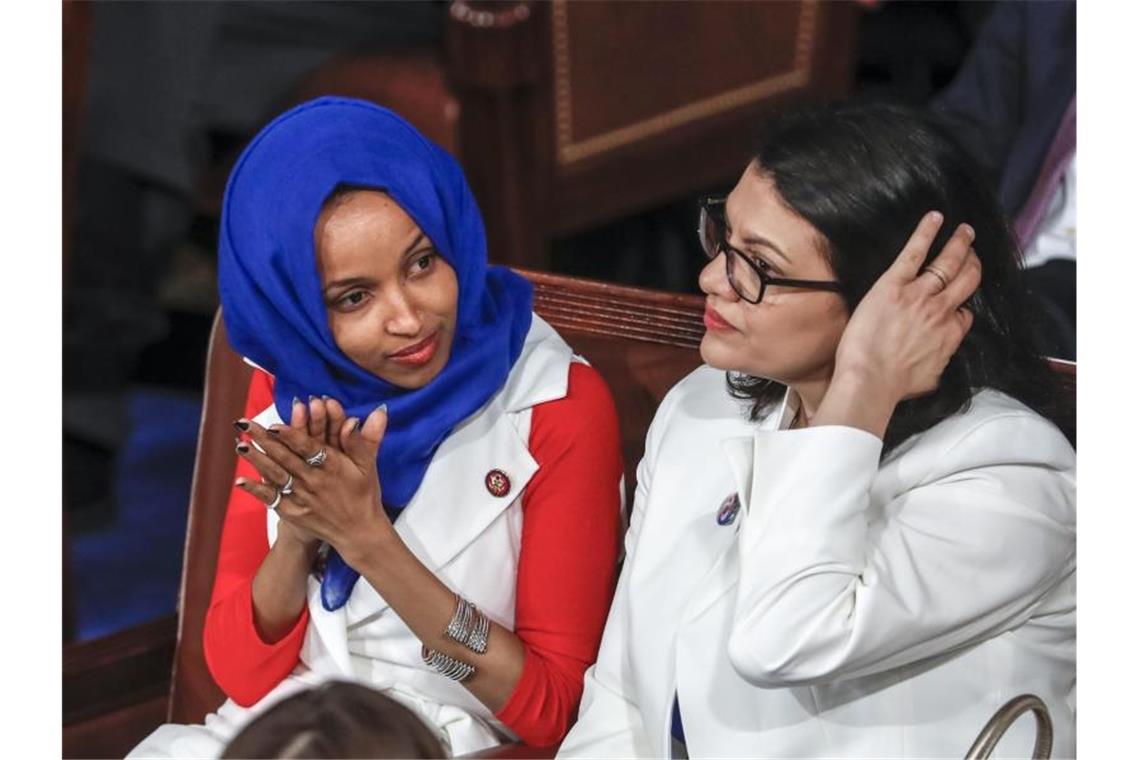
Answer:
[{"left": 558, "top": 101, "right": 1075, "bottom": 758}]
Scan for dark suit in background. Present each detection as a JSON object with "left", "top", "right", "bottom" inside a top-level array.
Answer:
[{"left": 932, "top": 0, "right": 1076, "bottom": 359}]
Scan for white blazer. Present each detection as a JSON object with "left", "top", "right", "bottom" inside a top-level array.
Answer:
[
  {"left": 129, "top": 316, "right": 588, "bottom": 760},
  {"left": 558, "top": 365, "right": 1075, "bottom": 759}
]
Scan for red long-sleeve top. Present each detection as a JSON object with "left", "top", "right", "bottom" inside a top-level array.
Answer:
[{"left": 203, "top": 362, "right": 622, "bottom": 746}]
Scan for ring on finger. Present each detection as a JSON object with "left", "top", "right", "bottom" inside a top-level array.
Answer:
[
  {"left": 280, "top": 474, "right": 295, "bottom": 496},
  {"left": 921, "top": 265, "right": 950, "bottom": 292},
  {"left": 305, "top": 447, "right": 328, "bottom": 468},
  {"left": 267, "top": 488, "right": 283, "bottom": 510}
]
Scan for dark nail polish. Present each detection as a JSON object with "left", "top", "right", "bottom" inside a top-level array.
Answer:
[
  {"left": 233, "top": 419, "right": 250, "bottom": 432},
  {"left": 351, "top": 418, "right": 362, "bottom": 432},
  {"left": 235, "top": 478, "right": 248, "bottom": 488},
  {"left": 267, "top": 427, "right": 280, "bottom": 437},
  {"left": 236, "top": 443, "right": 250, "bottom": 454}
]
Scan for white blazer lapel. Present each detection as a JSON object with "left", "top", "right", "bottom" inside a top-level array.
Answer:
[
  {"left": 342, "top": 398, "right": 538, "bottom": 622},
  {"left": 681, "top": 391, "right": 796, "bottom": 622},
  {"left": 300, "top": 579, "right": 355, "bottom": 677},
  {"left": 679, "top": 437, "right": 752, "bottom": 624},
  {"left": 395, "top": 397, "right": 538, "bottom": 572}
]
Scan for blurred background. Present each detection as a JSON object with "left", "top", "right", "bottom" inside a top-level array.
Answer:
[{"left": 62, "top": 0, "right": 1075, "bottom": 751}]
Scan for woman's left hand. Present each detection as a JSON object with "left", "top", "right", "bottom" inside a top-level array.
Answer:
[
  {"left": 833, "top": 212, "right": 981, "bottom": 404},
  {"left": 239, "top": 402, "right": 393, "bottom": 563},
  {"left": 813, "top": 212, "right": 980, "bottom": 438}
]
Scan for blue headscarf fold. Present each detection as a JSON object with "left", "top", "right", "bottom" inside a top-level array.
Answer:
[{"left": 217, "top": 97, "right": 533, "bottom": 610}]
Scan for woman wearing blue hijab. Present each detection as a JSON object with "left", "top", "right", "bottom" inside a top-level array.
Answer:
[{"left": 129, "top": 97, "right": 624, "bottom": 757}]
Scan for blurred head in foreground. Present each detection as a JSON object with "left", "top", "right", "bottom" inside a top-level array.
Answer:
[{"left": 221, "top": 681, "right": 448, "bottom": 759}]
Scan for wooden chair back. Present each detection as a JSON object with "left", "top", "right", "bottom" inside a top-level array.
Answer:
[
  {"left": 444, "top": 0, "right": 859, "bottom": 269},
  {"left": 167, "top": 271, "right": 1076, "bottom": 724}
]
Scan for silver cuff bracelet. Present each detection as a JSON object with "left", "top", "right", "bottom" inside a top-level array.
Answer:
[
  {"left": 445, "top": 594, "right": 490, "bottom": 654},
  {"left": 422, "top": 645, "right": 475, "bottom": 682}
]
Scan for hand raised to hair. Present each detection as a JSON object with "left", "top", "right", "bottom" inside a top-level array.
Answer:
[{"left": 831, "top": 211, "right": 981, "bottom": 406}]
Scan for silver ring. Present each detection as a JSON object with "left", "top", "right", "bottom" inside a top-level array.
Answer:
[
  {"left": 921, "top": 265, "right": 950, "bottom": 292},
  {"left": 266, "top": 489, "right": 283, "bottom": 510},
  {"left": 305, "top": 447, "right": 328, "bottom": 468},
  {"left": 280, "top": 474, "right": 295, "bottom": 496}
]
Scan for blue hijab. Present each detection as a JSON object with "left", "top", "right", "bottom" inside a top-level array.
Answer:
[{"left": 217, "top": 97, "right": 533, "bottom": 610}]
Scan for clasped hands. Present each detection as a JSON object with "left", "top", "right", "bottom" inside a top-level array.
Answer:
[{"left": 234, "top": 397, "right": 393, "bottom": 564}]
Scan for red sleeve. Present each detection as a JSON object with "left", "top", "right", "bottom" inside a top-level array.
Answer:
[
  {"left": 494, "top": 362, "right": 624, "bottom": 746},
  {"left": 203, "top": 369, "right": 310, "bottom": 707}
]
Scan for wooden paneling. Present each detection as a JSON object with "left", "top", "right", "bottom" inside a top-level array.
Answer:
[{"left": 446, "top": 0, "right": 859, "bottom": 269}]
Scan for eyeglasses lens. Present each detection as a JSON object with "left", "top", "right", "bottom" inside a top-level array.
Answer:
[
  {"left": 700, "top": 202, "right": 763, "bottom": 303},
  {"left": 699, "top": 208, "right": 719, "bottom": 260},
  {"left": 727, "top": 252, "right": 763, "bottom": 302}
]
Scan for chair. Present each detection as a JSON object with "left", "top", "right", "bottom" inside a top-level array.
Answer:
[{"left": 445, "top": 0, "right": 859, "bottom": 269}]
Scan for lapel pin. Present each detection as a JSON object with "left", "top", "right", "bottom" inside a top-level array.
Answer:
[
  {"left": 485, "top": 469, "right": 511, "bottom": 497},
  {"left": 716, "top": 493, "right": 741, "bottom": 526}
]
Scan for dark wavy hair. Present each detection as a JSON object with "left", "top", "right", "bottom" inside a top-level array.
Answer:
[
  {"left": 220, "top": 681, "right": 446, "bottom": 759},
  {"left": 729, "top": 100, "right": 1062, "bottom": 454}
]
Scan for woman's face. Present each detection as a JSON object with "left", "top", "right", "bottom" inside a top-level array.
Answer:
[
  {"left": 315, "top": 190, "right": 459, "bottom": 389},
  {"left": 698, "top": 163, "right": 849, "bottom": 388}
]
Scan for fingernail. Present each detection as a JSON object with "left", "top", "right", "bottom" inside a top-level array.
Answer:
[
  {"left": 233, "top": 419, "right": 250, "bottom": 432},
  {"left": 349, "top": 417, "right": 362, "bottom": 432},
  {"left": 929, "top": 211, "right": 944, "bottom": 224},
  {"left": 236, "top": 442, "right": 250, "bottom": 454},
  {"left": 235, "top": 477, "right": 248, "bottom": 488},
  {"left": 309, "top": 395, "right": 318, "bottom": 403},
  {"left": 321, "top": 394, "right": 331, "bottom": 400},
  {"left": 292, "top": 396, "right": 302, "bottom": 406},
  {"left": 267, "top": 426, "right": 281, "bottom": 437},
  {"left": 962, "top": 224, "right": 975, "bottom": 240},
  {"left": 377, "top": 403, "right": 388, "bottom": 416}
]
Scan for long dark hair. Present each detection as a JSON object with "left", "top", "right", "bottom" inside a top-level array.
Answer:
[{"left": 729, "top": 100, "right": 1062, "bottom": 454}]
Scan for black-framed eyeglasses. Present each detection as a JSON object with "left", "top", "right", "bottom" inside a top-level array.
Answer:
[{"left": 698, "top": 196, "right": 842, "bottom": 304}]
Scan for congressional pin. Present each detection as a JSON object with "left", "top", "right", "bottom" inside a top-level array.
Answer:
[
  {"left": 485, "top": 469, "right": 511, "bottom": 497},
  {"left": 716, "top": 493, "right": 741, "bottom": 526}
]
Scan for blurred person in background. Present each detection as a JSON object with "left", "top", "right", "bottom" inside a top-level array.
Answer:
[
  {"left": 65, "top": 0, "right": 446, "bottom": 527},
  {"left": 933, "top": 0, "right": 1076, "bottom": 359}
]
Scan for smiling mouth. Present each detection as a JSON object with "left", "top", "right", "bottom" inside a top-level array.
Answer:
[{"left": 387, "top": 331, "right": 441, "bottom": 366}]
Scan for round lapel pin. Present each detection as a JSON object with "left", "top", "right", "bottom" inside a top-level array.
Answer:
[
  {"left": 485, "top": 469, "right": 511, "bottom": 497},
  {"left": 716, "top": 493, "right": 741, "bottom": 526}
]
